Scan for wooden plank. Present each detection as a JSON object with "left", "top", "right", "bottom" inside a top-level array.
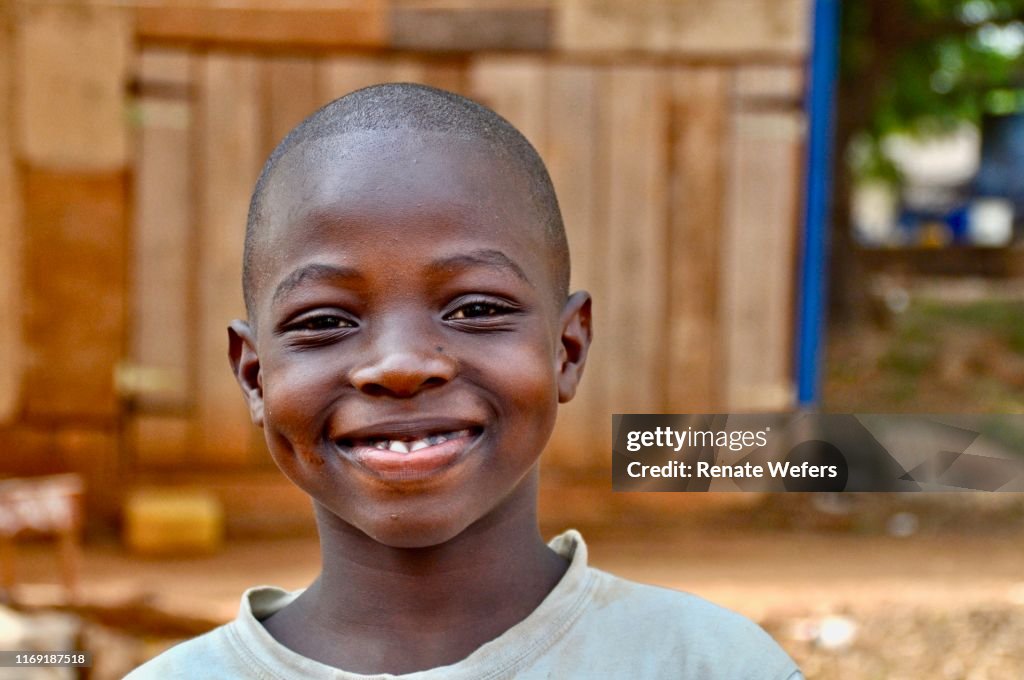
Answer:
[
  {"left": 136, "top": 2, "right": 386, "bottom": 50},
  {"left": 0, "top": 4, "right": 21, "bottom": 424},
  {"left": 195, "top": 53, "right": 264, "bottom": 465},
  {"left": 720, "top": 110, "right": 803, "bottom": 410},
  {"left": 542, "top": 64, "right": 603, "bottom": 469},
  {"left": 263, "top": 56, "right": 319, "bottom": 159},
  {"left": 666, "top": 68, "right": 731, "bottom": 412},
  {"left": 55, "top": 427, "right": 120, "bottom": 526},
  {"left": 469, "top": 56, "right": 547, "bottom": 153},
  {"left": 418, "top": 60, "right": 467, "bottom": 94},
  {"left": 131, "top": 416, "right": 193, "bottom": 469},
  {"left": 557, "top": 0, "right": 810, "bottom": 59},
  {"left": 0, "top": 426, "right": 57, "bottom": 479},
  {"left": 390, "top": 5, "right": 551, "bottom": 52},
  {"left": 131, "top": 49, "right": 193, "bottom": 421},
  {"left": 15, "top": 3, "right": 131, "bottom": 170},
  {"left": 387, "top": 55, "right": 429, "bottom": 85},
  {"left": 318, "top": 54, "right": 467, "bottom": 119},
  {"left": 601, "top": 66, "right": 670, "bottom": 415},
  {"left": 317, "top": 54, "right": 387, "bottom": 102},
  {"left": 734, "top": 65, "right": 805, "bottom": 107},
  {"left": 384, "top": 56, "right": 466, "bottom": 94},
  {"left": 21, "top": 169, "right": 127, "bottom": 419}
]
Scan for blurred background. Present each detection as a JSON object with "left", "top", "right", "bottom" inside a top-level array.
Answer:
[{"left": 0, "top": 0, "right": 1022, "bottom": 678}]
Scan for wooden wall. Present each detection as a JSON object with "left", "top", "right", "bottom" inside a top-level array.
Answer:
[{"left": 1, "top": 0, "right": 809, "bottom": 532}]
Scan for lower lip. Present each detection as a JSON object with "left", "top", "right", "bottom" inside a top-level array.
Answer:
[{"left": 343, "top": 431, "right": 480, "bottom": 482}]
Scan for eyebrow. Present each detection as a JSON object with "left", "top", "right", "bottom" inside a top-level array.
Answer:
[
  {"left": 426, "top": 249, "right": 532, "bottom": 286},
  {"left": 271, "top": 249, "right": 532, "bottom": 305},
  {"left": 272, "top": 263, "right": 361, "bottom": 305}
]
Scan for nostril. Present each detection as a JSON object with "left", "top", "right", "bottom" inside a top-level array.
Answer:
[
  {"left": 360, "top": 384, "right": 390, "bottom": 398},
  {"left": 423, "top": 377, "right": 447, "bottom": 389}
]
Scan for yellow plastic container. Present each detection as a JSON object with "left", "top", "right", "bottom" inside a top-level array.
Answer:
[{"left": 124, "top": 488, "right": 224, "bottom": 555}]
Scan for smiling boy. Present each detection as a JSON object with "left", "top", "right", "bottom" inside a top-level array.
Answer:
[{"left": 127, "top": 84, "right": 801, "bottom": 679}]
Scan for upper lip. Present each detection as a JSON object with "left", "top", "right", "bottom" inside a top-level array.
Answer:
[{"left": 333, "top": 417, "right": 483, "bottom": 444}]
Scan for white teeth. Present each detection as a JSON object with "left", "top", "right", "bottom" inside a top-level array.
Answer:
[{"left": 351, "top": 429, "right": 477, "bottom": 453}]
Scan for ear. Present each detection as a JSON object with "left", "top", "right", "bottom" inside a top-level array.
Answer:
[
  {"left": 556, "top": 291, "right": 593, "bottom": 403},
  {"left": 228, "top": 320, "right": 264, "bottom": 426}
]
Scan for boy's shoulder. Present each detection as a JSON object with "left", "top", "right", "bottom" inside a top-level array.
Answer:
[
  {"left": 123, "top": 586, "right": 300, "bottom": 680},
  {"left": 572, "top": 566, "right": 799, "bottom": 678},
  {"left": 542, "top": 530, "right": 801, "bottom": 679},
  {"left": 123, "top": 623, "right": 237, "bottom": 680}
]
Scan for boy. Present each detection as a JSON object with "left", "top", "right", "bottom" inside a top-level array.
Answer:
[{"left": 128, "top": 84, "right": 801, "bottom": 679}]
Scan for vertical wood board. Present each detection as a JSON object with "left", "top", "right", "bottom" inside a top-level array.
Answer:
[
  {"left": 131, "top": 49, "right": 193, "bottom": 420},
  {"left": 469, "top": 56, "right": 548, "bottom": 153},
  {"left": 734, "top": 65, "right": 805, "bottom": 104},
  {"left": 386, "top": 56, "right": 467, "bottom": 94},
  {"left": 601, "top": 66, "right": 670, "bottom": 415},
  {"left": 130, "top": 415, "right": 192, "bottom": 469},
  {"left": 0, "top": 6, "right": 21, "bottom": 423},
  {"left": 196, "top": 52, "right": 264, "bottom": 464},
  {"left": 318, "top": 55, "right": 388, "bottom": 102},
  {"left": 21, "top": 169, "right": 127, "bottom": 419},
  {"left": 15, "top": 4, "right": 131, "bottom": 171},
  {"left": 666, "top": 67, "right": 730, "bottom": 412},
  {"left": 543, "top": 64, "right": 603, "bottom": 468},
  {"left": 263, "top": 56, "right": 319, "bottom": 160},
  {"left": 55, "top": 427, "right": 120, "bottom": 522},
  {"left": 721, "top": 111, "right": 803, "bottom": 409}
]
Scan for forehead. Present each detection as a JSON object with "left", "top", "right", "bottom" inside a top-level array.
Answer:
[
  {"left": 251, "top": 130, "right": 552, "bottom": 303},
  {"left": 264, "top": 129, "right": 538, "bottom": 235}
]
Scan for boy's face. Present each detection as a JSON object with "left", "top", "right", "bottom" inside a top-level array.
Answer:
[{"left": 230, "top": 130, "right": 590, "bottom": 548}]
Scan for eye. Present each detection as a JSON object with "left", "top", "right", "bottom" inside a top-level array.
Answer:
[
  {"left": 280, "top": 312, "right": 357, "bottom": 334},
  {"left": 296, "top": 315, "right": 355, "bottom": 330},
  {"left": 445, "top": 299, "right": 518, "bottom": 320},
  {"left": 447, "top": 302, "right": 507, "bottom": 319}
]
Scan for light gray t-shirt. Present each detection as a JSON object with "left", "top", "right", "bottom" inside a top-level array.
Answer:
[{"left": 126, "top": 530, "right": 802, "bottom": 679}]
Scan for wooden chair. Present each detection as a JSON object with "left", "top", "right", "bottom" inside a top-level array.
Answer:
[{"left": 0, "top": 474, "right": 83, "bottom": 603}]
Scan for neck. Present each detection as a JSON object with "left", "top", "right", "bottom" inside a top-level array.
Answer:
[{"left": 263, "top": 470, "right": 568, "bottom": 673}]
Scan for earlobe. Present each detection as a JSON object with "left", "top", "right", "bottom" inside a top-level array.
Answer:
[
  {"left": 228, "top": 320, "right": 265, "bottom": 426},
  {"left": 557, "top": 291, "right": 593, "bottom": 403}
]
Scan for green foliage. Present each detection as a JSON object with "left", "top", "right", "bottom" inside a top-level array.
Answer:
[{"left": 844, "top": 0, "right": 1024, "bottom": 181}]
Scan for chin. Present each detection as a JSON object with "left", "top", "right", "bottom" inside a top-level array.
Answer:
[{"left": 358, "top": 514, "right": 472, "bottom": 549}]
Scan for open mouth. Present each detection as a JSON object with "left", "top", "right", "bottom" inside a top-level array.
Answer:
[
  {"left": 337, "top": 428, "right": 479, "bottom": 454},
  {"left": 335, "top": 426, "right": 483, "bottom": 481}
]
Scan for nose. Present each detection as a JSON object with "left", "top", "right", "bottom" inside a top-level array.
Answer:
[{"left": 349, "top": 321, "right": 457, "bottom": 398}]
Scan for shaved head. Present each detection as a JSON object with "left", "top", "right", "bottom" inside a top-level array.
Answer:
[{"left": 243, "top": 83, "right": 569, "bottom": 317}]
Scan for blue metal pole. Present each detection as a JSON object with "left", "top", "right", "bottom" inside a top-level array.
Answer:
[{"left": 796, "top": 0, "right": 840, "bottom": 408}]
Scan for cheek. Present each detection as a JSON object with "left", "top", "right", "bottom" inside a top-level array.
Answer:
[
  {"left": 487, "top": 337, "right": 560, "bottom": 437},
  {"left": 260, "top": 359, "right": 336, "bottom": 448}
]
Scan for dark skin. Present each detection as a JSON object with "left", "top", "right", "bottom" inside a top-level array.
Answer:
[{"left": 228, "top": 130, "right": 592, "bottom": 674}]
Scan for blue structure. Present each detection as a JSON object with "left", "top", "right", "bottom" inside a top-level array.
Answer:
[{"left": 795, "top": 0, "right": 840, "bottom": 408}]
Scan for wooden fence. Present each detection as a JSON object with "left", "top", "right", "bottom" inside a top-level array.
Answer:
[{"left": 1, "top": 0, "right": 809, "bottom": 531}]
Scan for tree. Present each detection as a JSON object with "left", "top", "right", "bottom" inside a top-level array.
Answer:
[{"left": 831, "top": 0, "right": 1024, "bottom": 322}]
